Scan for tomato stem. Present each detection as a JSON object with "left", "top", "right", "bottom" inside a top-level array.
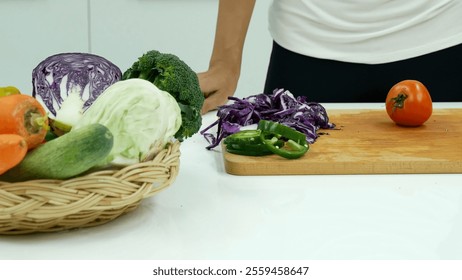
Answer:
[{"left": 390, "top": 92, "right": 408, "bottom": 113}]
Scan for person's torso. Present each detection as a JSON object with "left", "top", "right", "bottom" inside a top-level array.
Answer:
[{"left": 268, "top": 0, "right": 462, "bottom": 63}]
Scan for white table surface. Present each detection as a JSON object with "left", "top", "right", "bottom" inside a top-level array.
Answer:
[{"left": 1, "top": 103, "right": 461, "bottom": 260}]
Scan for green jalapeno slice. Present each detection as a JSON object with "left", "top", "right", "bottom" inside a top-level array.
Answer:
[
  {"left": 258, "top": 120, "right": 309, "bottom": 159},
  {"left": 223, "top": 120, "right": 309, "bottom": 159}
]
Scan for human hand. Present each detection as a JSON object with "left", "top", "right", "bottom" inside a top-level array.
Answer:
[{"left": 198, "top": 63, "right": 239, "bottom": 115}]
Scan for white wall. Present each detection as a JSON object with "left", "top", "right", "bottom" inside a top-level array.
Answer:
[
  {"left": 0, "top": 0, "right": 89, "bottom": 95},
  {"left": 0, "top": 0, "right": 272, "bottom": 98}
]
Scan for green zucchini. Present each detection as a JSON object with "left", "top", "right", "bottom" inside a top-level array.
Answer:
[{"left": 0, "top": 123, "right": 113, "bottom": 182}]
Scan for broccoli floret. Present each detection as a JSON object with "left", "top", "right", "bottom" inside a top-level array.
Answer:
[{"left": 122, "top": 50, "right": 204, "bottom": 141}]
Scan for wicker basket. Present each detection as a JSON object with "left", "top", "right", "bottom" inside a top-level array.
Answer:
[{"left": 0, "top": 141, "right": 180, "bottom": 235}]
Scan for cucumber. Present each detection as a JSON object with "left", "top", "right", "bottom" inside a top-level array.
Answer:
[{"left": 0, "top": 123, "right": 113, "bottom": 182}]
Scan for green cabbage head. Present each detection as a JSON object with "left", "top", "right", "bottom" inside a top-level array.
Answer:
[{"left": 72, "top": 78, "right": 181, "bottom": 165}]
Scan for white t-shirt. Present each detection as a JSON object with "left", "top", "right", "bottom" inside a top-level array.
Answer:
[{"left": 268, "top": 0, "right": 462, "bottom": 64}]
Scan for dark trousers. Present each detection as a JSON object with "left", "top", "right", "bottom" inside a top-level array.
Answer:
[{"left": 264, "top": 41, "right": 462, "bottom": 102}]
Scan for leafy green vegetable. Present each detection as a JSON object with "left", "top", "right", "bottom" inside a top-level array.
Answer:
[
  {"left": 122, "top": 50, "right": 204, "bottom": 141},
  {"left": 72, "top": 79, "right": 181, "bottom": 166}
]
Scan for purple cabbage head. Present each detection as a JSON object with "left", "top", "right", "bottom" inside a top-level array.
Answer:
[{"left": 32, "top": 53, "right": 122, "bottom": 117}]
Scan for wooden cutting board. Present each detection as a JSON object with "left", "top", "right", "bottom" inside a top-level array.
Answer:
[{"left": 222, "top": 109, "right": 462, "bottom": 175}]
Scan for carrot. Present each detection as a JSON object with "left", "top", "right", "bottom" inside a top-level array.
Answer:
[
  {"left": 0, "top": 134, "right": 28, "bottom": 175},
  {"left": 0, "top": 94, "right": 49, "bottom": 150}
]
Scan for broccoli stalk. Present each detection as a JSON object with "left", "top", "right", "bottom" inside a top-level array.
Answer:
[{"left": 122, "top": 50, "right": 204, "bottom": 141}]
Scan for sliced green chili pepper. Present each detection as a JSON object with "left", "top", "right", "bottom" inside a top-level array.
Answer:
[
  {"left": 223, "top": 130, "right": 263, "bottom": 146},
  {"left": 223, "top": 120, "right": 309, "bottom": 159},
  {"left": 226, "top": 145, "right": 274, "bottom": 156},
  {"left": 258, "top": 120, "right": 309, "bottom": 159},
  {"left": 257, "top": 120, "right": 307, "bottom": 144},
  {"left": 261, "top": 137, "right": 309, "bottom": 159},
  {"left": 224, "top": 129, "right": 283, "bottom": 156}
]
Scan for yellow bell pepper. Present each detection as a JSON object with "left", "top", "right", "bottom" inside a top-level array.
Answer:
[{"left": 0, "top": 86, "right": 21, "bottom": 97}]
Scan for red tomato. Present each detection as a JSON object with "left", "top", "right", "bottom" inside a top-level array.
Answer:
[{"left": 385, "top": 80, "right": 433, "bottom": 126}]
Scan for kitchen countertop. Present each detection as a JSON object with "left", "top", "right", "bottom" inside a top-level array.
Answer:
[{"left": 1, "top": 103, "right": 461, "bottom": 260}]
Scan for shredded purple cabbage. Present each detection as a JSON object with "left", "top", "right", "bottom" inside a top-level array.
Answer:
[{"left": 201, "top": 89, "right": 336, "bottom": 150}]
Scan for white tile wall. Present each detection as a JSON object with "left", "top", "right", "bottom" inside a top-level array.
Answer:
[{"left": 0, "top": 0, "right": 271, "bottom": 98}]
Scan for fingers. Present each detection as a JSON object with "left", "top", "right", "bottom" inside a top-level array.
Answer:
[
  {"left": 197, "top": 68, "right": 238, "bottom": 114},
  {"left": 197, "top": 72, "right": 217, "bottom": 98},
  {"left": 201, "top": 93, "right": 223, "bottom": 114}
]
